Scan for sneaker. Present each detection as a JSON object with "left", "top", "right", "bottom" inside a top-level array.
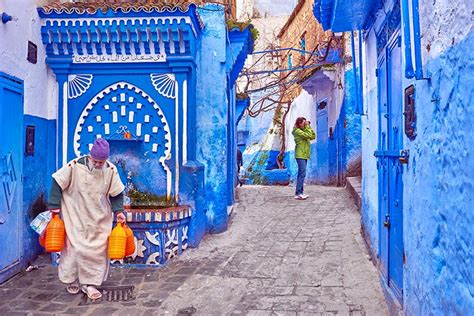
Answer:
[
  {"left": 300, "top": 194, "right": 309, "bottom": 199},
  {"left": 294, "top": 195, "right": 307, "bottom": 200}
]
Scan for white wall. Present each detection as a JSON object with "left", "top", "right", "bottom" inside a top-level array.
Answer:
[
  {"left": 0, "top": 0, "right": 57, "bottom": 119},
  {"left": 284, "top": 90, "right": 315, "bottom": 152},
  {"left": 285, "top": 67, "right": 344, "bottom": 152}
]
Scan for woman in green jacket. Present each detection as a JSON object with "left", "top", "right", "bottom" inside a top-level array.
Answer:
[{"left": 292, "top": 117, "right": 316, "bottom": 200}]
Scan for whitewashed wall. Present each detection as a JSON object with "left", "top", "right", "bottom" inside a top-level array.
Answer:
[{"left": 0, "top": 0, "right": 57, "bottom": 119}]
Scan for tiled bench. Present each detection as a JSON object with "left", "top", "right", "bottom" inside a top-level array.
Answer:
[{"left": 51, "top": 206, "right": 192, "bottom": 267}]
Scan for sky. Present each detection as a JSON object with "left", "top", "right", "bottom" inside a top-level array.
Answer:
[{"left": 253, "top": 0, "right": 298, "bottom": 17}]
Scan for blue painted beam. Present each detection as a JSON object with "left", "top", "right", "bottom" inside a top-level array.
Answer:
[
  {"left": 401, "top": 0, "right": 415, "bottom": 78},
  {"left": 351, "top": 31, "right": 361, "bottom": 115},
  {"left": 358, "top": 30, "right": 363, "bottom": 114},
  {"left": 412, "top": 0, "right": 424, "bottom": 79}
]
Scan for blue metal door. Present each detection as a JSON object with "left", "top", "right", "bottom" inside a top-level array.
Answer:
[
  {"left": 316, "top": 100, "right": 329, "bottom": 181},
  {"left": 0, "top": 73, "right": 24, "bottom": 283},
  {"left": 375, "top": 34, "right": 404, "bottom": 301}
]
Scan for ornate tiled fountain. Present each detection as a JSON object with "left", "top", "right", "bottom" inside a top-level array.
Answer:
[{"left": 39, "top": 2, "right": 206, "bottom": 266}]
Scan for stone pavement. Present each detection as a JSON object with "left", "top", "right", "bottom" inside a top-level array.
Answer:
[{"left": 0, "top": 185, "right": 388, "bottom": 315}]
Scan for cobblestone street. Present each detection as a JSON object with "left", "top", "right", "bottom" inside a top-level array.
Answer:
[{"left": 0, "top": 186, "right": 387, "bottom": 315}]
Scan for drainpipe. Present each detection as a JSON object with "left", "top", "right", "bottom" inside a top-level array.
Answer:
[
  {"left": 358, "top": 30, "right": 363, "bottom": 114},
  {"left": 350, "top": 31, "right": 361, "bottom": 115},
  {"left": 412, "top": 0, "right": 424, "bottom": 79},
  {"left": 401, "top": 0, "right": 415, "bottom": 78}
]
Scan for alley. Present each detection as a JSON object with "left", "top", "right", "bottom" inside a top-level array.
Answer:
[{"left": 0, "top": 185, "right": 387, "bottom": 315}]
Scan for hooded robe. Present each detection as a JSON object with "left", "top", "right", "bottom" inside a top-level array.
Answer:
[{"left": 51, "top": 157, "right": 124, "bottom": 286}]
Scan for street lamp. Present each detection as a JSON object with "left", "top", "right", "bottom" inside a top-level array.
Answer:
[{"left": 2, "top": 12, "right": 18, "bottom": 24}]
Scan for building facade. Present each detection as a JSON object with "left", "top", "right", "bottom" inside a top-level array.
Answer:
[
  {"left": 239, "top": 0, "right": 360, "bottom": 187},
  {"left": 278, "top": 0, "right": 359, "bottom": 186},
  {"left": 236, "top": 6, "right": 290, "bottom": 185},
  {"left": 313, "top": 0, "right": 474, "bottom": 313}
]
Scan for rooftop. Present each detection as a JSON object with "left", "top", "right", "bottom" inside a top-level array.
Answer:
[{"left": 38, "top": 0, "right": 205, "bottom": 15}]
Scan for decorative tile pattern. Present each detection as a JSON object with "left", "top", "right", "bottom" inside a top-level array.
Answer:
[
  {"left": 39, "top": 7, "right": 203, "bottom": 63},
  {"left": 124, "top": 206, "right": 192, "bottom": 223},
  {"left": 112, "top": 207, "right": 192, "bottom": 266},
  {"left": 73, "top": 82, "right": 173, "bottom": 197}
]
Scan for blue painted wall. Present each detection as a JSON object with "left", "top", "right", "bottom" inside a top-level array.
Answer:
[
  {"left": 360, "top": 14, "right": 474, "bottom": 314},
  {"left": 403, "top": 31, "right": 474, "bottom": 314},
  {"left": 240, "top": 93, "right": 276, "bottom": 148},
  {"left": 196, "top": 4, "right": 229, "bottom": 234},
  {"left": 227, "top": 84, "right": 237, "bottom": 206},
  {"left": 343, "top": 70, "right": 362, "bottom": 177},
  {"left": 22, "top": 115, "right": 56, "bottom": 264}
]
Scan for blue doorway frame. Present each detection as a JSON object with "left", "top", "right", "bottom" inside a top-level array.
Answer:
[{"left": 0, "top": 72, "right": 24, "bottom": 284}]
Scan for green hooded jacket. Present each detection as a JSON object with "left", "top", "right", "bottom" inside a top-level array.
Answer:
[{"left": 292, "top": 126, "right": 316, "bottom": 159}]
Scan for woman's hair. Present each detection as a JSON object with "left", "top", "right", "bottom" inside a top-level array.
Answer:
[{"left": 295, "top": 117, "right": 306, "bottom": 128}]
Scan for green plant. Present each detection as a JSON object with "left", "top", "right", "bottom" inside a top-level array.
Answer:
[
  {"left": 249, "top": 27, "right": 259, "bottom": 42},
  {"left": 127, "top": 188, "right": 175, "bottom": 208},
  {"left": 226, "top": 19, "right": 259, "bottom": 42}
]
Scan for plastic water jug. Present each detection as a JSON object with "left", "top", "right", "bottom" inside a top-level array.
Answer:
[
  {"left": 124, "top": 224, "right": 135, "bottom": 257},
  {"left": 39, "top": 232, "right": 46, "bottom": 248},
  {"left": 108, "top": 222, "right": 127, "bottom": 259},
  {"left": 45, "top": 214, "right": 65, "bottom": 252}
]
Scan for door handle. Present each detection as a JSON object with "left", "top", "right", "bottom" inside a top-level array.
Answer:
[{"left": 383, "top": 214, "right": 390, "bottom": 228}]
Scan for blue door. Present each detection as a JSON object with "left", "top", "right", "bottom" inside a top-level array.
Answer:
[
  {"left": 376, "top": 53, "right": 390, "bottom": 280},
  {"left": 316, "top": 100, "right": 329, "bottom": 181},
  {"left": 0, "top": 73, "right": 24, "bottom": 283},
  {"left": 375, "top": 34, "right": 404, "bottom": 301}
]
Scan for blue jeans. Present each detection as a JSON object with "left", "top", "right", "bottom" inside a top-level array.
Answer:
[{"left": 296, "top": 158, "right": 307, "bottom": 195}]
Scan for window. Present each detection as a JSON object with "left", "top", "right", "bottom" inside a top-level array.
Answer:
[{"left": 300, "top": 35, "right": 306, "bottom": 55}]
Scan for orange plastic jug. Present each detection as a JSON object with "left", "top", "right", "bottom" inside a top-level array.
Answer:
[
  {"left": 124, "top": 224, "right": 135, "bottom": 257},
  {"left": 39, "top": 232, "right": 46, "bottom": 248},
  {"left": 108, "top": 222, "right": 127, "bottom": 259},
  {"left": 45, "top": 214, "right": 65, "bottom": 252}
]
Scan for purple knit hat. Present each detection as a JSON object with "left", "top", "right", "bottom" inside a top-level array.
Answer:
[{"left": 90, "top": 138, "right": 110, "bottom": 160}]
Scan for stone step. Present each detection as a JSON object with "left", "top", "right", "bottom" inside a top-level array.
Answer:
[{"left": 346, "top": 176, "right": 362, "bottom": 210}]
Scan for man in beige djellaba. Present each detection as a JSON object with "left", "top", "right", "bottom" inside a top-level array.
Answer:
[{"left": 48, "top": 138, "right": 125, "bottom": 300}]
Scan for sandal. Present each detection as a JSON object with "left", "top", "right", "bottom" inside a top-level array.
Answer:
[
  {"left": 66, "top": 281, "right": 80, "bottom": 295},
  {"left": 81, "top": 285, "right": 102, "bottom": 300}
]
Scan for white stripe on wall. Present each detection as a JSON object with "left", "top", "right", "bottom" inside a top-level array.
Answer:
[
  {"left": 62, "top": 81, "right": 68, "bottom": 166},
  {"left": 183, "top": 79, "right": 187, "bottom": 163},
  {"left": 174, "top": 79, "right": 179, "bottom": 202}
]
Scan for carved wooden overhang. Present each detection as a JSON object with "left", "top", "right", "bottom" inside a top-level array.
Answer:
[
  {"left": 37, "top": 2, "right": 204, "bottom": 64},
  {"left": 227, "top": 26, "right": 254, "bottom": 86}
]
